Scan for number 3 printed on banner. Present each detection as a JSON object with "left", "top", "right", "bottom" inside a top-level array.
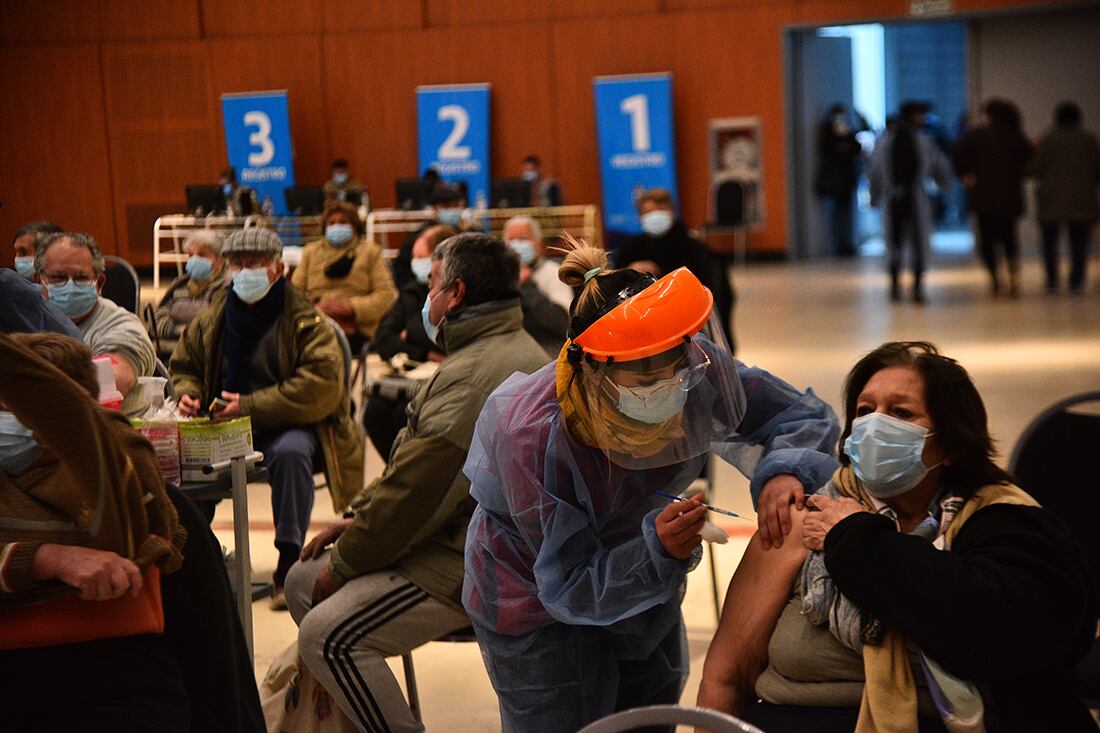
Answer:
[
  {"left": 244, "top": 110, "right": 275, "bottom": 167},
  {"left": 437, "top": 105, "right": 471, "bottom": 160}
]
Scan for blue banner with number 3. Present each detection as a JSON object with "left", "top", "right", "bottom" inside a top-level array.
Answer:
[
  {"left": 594, "top": 73, "right": 678, "bottom": 238},
  {"left": 417, "top": 84, "right": 491, "bottom": 209},
  {"left": 221, "top": 90, "right": 296, "bottom": 215}
]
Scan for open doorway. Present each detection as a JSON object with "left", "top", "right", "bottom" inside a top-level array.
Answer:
[{"left": 787, "top": 19, "right": 971, "bottom": 259}]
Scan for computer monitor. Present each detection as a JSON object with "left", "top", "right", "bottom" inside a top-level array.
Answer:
[
  {"left": 340, "top": 189, "right": 363, "bottom": 207},
  {"left": 284, "top": 186, "right": 325, "bottom": 216},
  {"left": 395, "top": 178, "right": 430, "bottom": 210},
  {"left": 185, "top": 185, "right": 226, "bottom": 216},
  {"left": 490, "top": 178, "right": 532, "bottom": 209}
]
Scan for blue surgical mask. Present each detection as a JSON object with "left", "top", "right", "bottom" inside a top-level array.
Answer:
[
  {"left": 421, "top": 292, "right": 440, "bottom": 345},
  {"left": 325, "top": 224, "right": 354, "bottom": 246},
  {"left": 641, "top": 210, "right": 674, "bottom": 238},
  {"left": 437, "top": 208, "right": 463, "bottom": 227},
  {"left": 222, "top": 183, "right": 233, "bottom": 196},
  {"left": 615, "top": 370, "right": 690, "bottom": 424},
  {"left": 521, "top": 169, "right": 538, "bottom": 183},
  {"left": 333, "top": 172, "right": 348, "bottom": 185},
  {"left": 509, "top": 240, "right": 536, "bottom": 266},
  {"left": 232, "top": 267, "right": 273, "bottom": 304},
  {"left": 844, "top": 412, "right": 939, "bottom": 498},
  {"left": 48, "top": 280, "right": 99, "bottom": 318},
  {"left": 14, "top": 256, "right": 35, "bottom": 280},
  {"left": 0, "top": 411, "right": 44, "bottom": 474},
  {"left": 411, "top": 257, "right": 432, "bottom": 284},
  {"left": 185, "top": 255, "right": 214, "bottom": 282}
]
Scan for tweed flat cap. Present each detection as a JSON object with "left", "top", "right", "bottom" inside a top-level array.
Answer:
[{"left": 222, "top": 227, "right": 283, "bottom": 257}]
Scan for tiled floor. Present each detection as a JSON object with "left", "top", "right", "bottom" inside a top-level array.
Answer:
[{"left": 204, "top": 250, "right": 1100, "bottom": 731}]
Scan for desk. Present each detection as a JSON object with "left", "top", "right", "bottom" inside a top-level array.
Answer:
[{"left": 178, "top": 451, "right": 265, "bottom": 662}]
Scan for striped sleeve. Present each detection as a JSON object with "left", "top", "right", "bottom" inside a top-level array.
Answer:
[{"left": 0, "top": 542, "right": 41, "bottom": 593}]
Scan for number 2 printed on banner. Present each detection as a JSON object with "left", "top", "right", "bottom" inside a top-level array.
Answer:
[
  {"left": 243, "top": 110, "right": 275, "bottom": 167},
  {"left": 437, "top": 105, "right": 471, "bottom": 160},
  {"left": 620, "top": 94, "right": 651, "bottom": 153}
]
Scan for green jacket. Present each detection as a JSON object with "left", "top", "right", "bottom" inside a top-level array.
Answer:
[
  {"left": 330, "top": 300, "right": 549, "bottom": 611},
  {"left": 169, "top": 284, "right": 364, "bottom": 512}
]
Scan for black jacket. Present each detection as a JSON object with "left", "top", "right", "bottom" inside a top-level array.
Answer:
[
  {"left": 825, "top": 503, "right": 1098, "bottom": 733},
  {"left": 614, "top": 220, "right": 717, "bottom": 292},
  {"left": 373, "top": 279, "right": 434, "bottom": 362}
]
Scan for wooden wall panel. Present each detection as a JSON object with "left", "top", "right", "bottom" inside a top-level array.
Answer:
[
  {"left": 323, "top": 22, "right": 556, "bottom": 209},
  {"left": 102, "top": 41, "right": 219, "bottom": 265},
  {"left": 321, "top": 0, "right": 423, "bottom": 31},
  {"left": 207, "top": 35, "right": 331, "bottom": 189},
  {"left": 1, "top": 0, "right": 101, "bottom": 45},
  {"left": 426, "top": 0, "right": 551, "bottom": 27},
  {"left": 202, "top": 0, "right": 323, "bottom": 37},
  {"left": 0, "top": 45, "right": 116, "bottom": 263},
  {"left": 99, "top": 0, "right": 202, "bottom": 41},
  {"left": 551, "top": 0, "right": 662, "bottom": 19}
]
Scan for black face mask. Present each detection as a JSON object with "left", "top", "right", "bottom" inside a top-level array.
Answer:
[{"left": 324, "top": 250, "right": 355, "bottom": 279}]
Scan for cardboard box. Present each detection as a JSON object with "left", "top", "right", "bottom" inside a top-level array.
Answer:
[{"left": 178, "top": 417, "right": 254, "bottom": 482}]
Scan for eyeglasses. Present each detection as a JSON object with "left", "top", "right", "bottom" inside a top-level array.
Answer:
[{"left": 44, "top": 274, "right": 96, "bottom": 287}]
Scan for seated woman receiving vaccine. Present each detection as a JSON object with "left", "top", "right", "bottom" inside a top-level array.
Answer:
[{"left": 697, "top": 341, "right": 1098, "bottom": 733}]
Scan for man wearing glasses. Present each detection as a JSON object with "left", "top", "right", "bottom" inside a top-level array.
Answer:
[{"left": 35, "top": 232, "right": 155, "bottom": 417}]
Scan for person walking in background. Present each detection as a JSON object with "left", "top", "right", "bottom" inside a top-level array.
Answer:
[
  {"left": 815, "top": 104, "right": 863, "bottom": 257},
  {"left": 869, "top": 101, "right": 952, "bottom": 304},
  {"left": 1032, "top": 101, "right": 1100, "bottom": 294},
  {"left": 953, "top": 98, "right": 1034, "bottom": 297}
]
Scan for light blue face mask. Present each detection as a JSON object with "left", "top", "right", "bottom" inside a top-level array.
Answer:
[
  {"left": 48, "top": 280, "right": 99, "bottom": 318},
  {"left": 0, "top": 411, "right": 44, "bottom": 474},
  {"left": 421, "top": 284, "right": 453, "bottom": 345},
  {"left": 509, "top": 240, "right": 536, "bottom": 266},
  {"left": 186, "top": 256, "right": 214, "bottom": 282},
  {"left": 844, "top": 412, "right": 939, "bottom": 498},
  {"left": 332, "top": 172, "right": 348, "bottom": 185},
  {"left": 640, "top": 210, "right": 674, "bottom": 238},
  {"left": 411, "top": 257, "right": 432, "bottom": 284},
  {"left": 521, "top": 169, "right": 538, "bottom": 183},
  {"left": 232, "top": 267, "right": 273, "bottom": 304},
  {"left": 325, "top": 224, "right": 354, "bottom": 246},
  {"left": 14, "top": 256, "right": 35, "bottom": 280},
  {"left": 222, "top": 183, "right": 233, "bottom": 196},
  {"left": 437, "top": 208, "right": 463, "bottom": 228},
  {"left": 614, "top": 369, "right": 690, "bottom": 424}
]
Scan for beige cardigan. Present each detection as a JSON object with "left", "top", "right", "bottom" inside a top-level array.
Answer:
[{"left": 291, "top": 237, "right": 397, "bottom": 338}]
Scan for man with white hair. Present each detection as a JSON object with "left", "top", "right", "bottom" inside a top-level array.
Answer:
[
  {"left": 152, "top": 229, "right": 228, "bottom": 358},
  {"left": 502, "top": 215, "right": 570, "bottom": 356},
  {"left": 35, "top": 231, "right": 156, "bottom": 417},
  {"left": 502, "top": 215, "right": 573, "bottom": 310}
]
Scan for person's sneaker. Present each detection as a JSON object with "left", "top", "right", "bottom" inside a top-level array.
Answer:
[{"left": 269, "top": 586, "right": 288, "bottom": 611}]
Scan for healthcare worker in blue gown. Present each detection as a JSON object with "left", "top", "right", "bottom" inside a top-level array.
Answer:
[{"left": 462, "top": 239, "right": 841, "bottom": 733}]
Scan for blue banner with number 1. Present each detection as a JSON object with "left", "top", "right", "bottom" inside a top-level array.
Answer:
[
  {"left": 221, "top": 90, "right": 296, "bottom": 215},
  {"left": 594, "top": 73, "right": 678, "bottom": 237}
]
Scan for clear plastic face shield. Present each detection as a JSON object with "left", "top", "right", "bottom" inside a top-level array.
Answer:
[{"left": 563, "top": 270, "right": 746, "bottom": 470}]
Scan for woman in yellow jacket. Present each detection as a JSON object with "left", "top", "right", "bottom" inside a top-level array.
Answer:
[{"left": 292, "top": 201, "right": 397, "bottom": 352}]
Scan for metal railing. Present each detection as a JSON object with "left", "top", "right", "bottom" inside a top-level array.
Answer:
[{"left": 366, "top": 204, "right": 603, "bottom": 255}]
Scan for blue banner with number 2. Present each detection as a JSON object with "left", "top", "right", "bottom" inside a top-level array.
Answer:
[
  {"left": 594, "top": 73, "right": 678, "bottom": 237},
  {"left": 417, "top": 84, "right": 491, "bottom": 208},
  {"left": 221, "top": 91, "right": 296, "bottom": 215}
]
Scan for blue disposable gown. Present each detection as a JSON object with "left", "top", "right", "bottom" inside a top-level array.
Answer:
[{"left": 462, "top": 356, "right": 840, "bottom": 638}]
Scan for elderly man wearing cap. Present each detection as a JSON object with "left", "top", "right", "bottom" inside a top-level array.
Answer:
[{"left": 170, "top": 227, "right": 364, "bottom": 608}]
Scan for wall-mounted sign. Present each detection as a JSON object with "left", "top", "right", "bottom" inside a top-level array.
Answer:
[{"left": 221, "top": 90, "right": 295, "bottom": 215}]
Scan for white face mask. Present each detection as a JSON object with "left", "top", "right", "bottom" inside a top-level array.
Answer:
[
  {"left": 614, "top": 369, "right": 690, "bottom": 424},
  {"left": 640, "top": 210, "right": 673, "bottom": 237},
  {"left": 411, "top": 257, "right": 432, "bottom": 284}
]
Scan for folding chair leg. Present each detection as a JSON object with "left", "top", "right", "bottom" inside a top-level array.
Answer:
[
  {"left": 706, "top": 541, "right": 722, "bottom": 622},
  {"left": 402, "top": 652, "right": 421, "bottom": 723}
]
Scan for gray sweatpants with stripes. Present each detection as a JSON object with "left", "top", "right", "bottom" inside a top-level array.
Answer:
[{"left": 285, "top": 555, "right": 470, "bottom": 733}]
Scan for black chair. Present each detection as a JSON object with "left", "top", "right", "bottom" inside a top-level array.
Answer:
[
  {"left": 1010, "top": 392, "right": 1100, "bottom": 707},
  {"left": 714, "top": 179, "right": 748, "bottom": 227},
  {"left": 101, "top": 254, "right": 141, "bottom": 314}
]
